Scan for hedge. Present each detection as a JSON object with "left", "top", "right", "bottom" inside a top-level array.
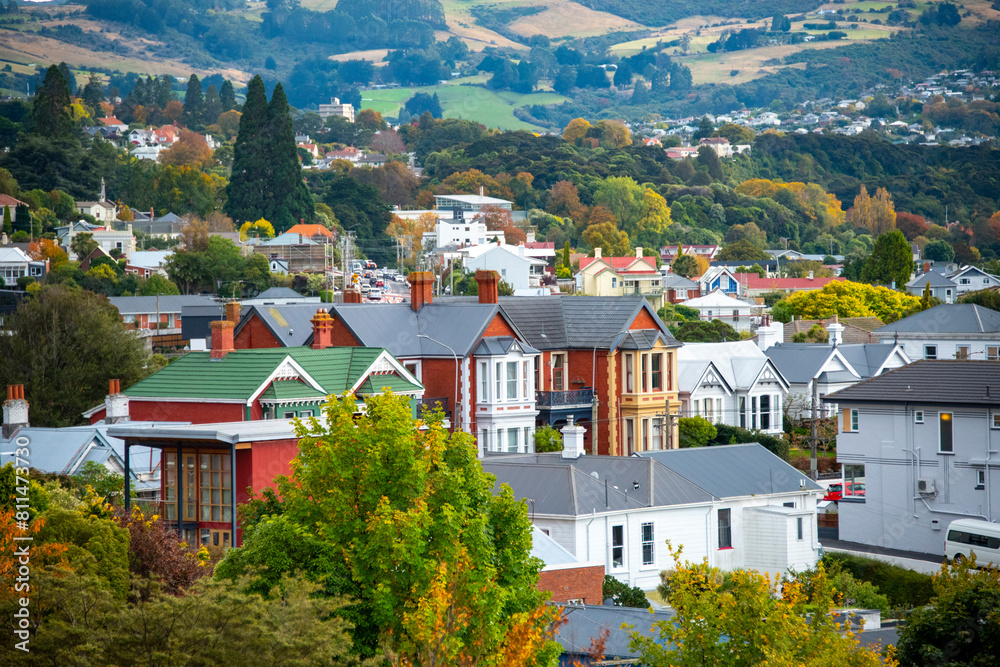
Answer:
[{"left": 823, "top": 552, "right": 935, "bottom": 609}]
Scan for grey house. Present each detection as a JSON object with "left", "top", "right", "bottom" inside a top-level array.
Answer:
[
  {"left": 872, "top": 303, "right": 1000, "bottom": 363},
  {"left": 905, "top": 271, "right": 956, "bottom": 303},
  {"left": 825, "top": 361, "right": 1000, "bottom": 556}
]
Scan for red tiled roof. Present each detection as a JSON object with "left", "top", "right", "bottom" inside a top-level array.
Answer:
[
  {"left": 287, "top": 223, "right": 333, "bottom": 238},
  {"left": 524, "top": 242, "right": 554, "bottom": 250},
  {"left": 0, "top": 194, "right": 27, "bottom": 207},
  {"left": 734, "top": 273, "right": 845, "bottom": 290},
  {"left": 579, "top": 256, "right": 659, "bottom": 273},
  {"left": 100, "top": 116, "right": 125, "bottom": 126}
]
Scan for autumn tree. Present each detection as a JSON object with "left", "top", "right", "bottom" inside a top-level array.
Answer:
[
  {"left": 387, "top": 211, "right": 437, "bottom": 261},
  {"left": 562, "top": 117, "right": 591, "bottom": 144},
  {"left": 851, "top": 185, "right": 897, "bottom": 236},
  {"left": 629, "top": 547, "right": 894, "bottom": 666},
  {"left": 355, "top": 108, "right": 386, "bottom": 132},
  {"left": 598, "top": 119, "right": 631, "bottom": 148},
  {"left": 480, "top": 205, "right": 525, "bottom": 245},
  {"left": 27, "top": 238, "right": 68, "bottom": 267},
  {"left": 734, "top": 179, "right": 845, "bottom": 228},
  {"left": 180, "top": 217, "right": 210, "bottom": 251},
  {"left": 895, "top": 212, "right": 928, "bottom": 240},
  {"left": 215, "top": 392, "right": 556, "bottom": 661},
  {"left": 160, "top": 129, "right": 214, "bottom": 169},
  {"left": 546, "top": 180, "right": 586, "bottom": 222},
  {"left": 438, "top": 169, "right": 514, "bottom": 200},
  {"left": 775, "top": 280, "right": 920, "bottom": 323},
  {"left": 238, "top": 218, "right": 276, "bottom": 240},
  {"left": 370, "top": 129, "right": 406, "bottom": 154}
]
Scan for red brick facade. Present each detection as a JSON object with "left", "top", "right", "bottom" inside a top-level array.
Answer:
[
  {"left": 234, "top": 315, "right": 283, "bottom": 349},
  {"left": 537, "top": 565, "right": 605, "bottom": 605}
]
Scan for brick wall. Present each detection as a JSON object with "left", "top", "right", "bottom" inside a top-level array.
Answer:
[
  {"left": 234, "top": 315, "right": 282, "bottom": 349},
  {"left": 537, "top": 564, "right": 605, "bottom": 605}
]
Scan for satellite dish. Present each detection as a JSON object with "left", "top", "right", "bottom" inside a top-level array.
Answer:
[{"left": 590, "top": 471, "right": 599, "bottom": 479}]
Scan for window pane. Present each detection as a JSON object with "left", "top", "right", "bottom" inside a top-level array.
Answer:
[
  {"left": 718, "top": 509, "right": 732, "bottom": 548},
  {"left": 651, "top": 354, "right": 662, "bottom": 391},
  {"left": 507, "top": 362, "right": 517, "bottom": 399},
  {"left": 940, "top": 413, "right": 953, "bottom": 452}
]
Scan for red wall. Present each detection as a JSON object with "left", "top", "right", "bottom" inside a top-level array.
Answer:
[
  {"left": 234, "top": 315, "right": 282, "bottom": 349},
  {"left": 129, "top": 401, "right": 244, "bottom": 424},
  {"left": 483, "top": 313, "right": 517, "bottom": 338},
  {"left": 630, "top": 308, "right": 659, "bottom": 331},
  {"left": 329, "top": 317, "right": 361, "bottom": 347},
  {"left": 537, "top": 565, "right": 605, "bottom": 605}
]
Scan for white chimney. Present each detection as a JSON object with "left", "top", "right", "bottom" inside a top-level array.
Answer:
[
  {"left": 2, "top": 385, "right": 29, "bottom": 439},
  {"left": 105, "top": 379, "right": 129, "bottom": 424},
  {"left": 826, "top": 315, "right": 845, "bottom": 347},
  {"left": 756, "top": 316, "right": 783, "bottom": 351},
  {"left": 635, "top": 247, "right": 642, "bottom": 259},
  {"left": 526, "top": 229, "right": 535, "bottom": 244},
  {"left": 594, "top": 247, "right": 602, "bottom": 260},
  {"left": 808, "top": 270, "right": 814, "bottom": 280},
  {"left": 561, "top": 415, "right": 586, "bottom": 459}
]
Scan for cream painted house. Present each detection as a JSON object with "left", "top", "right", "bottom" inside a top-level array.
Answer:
[{"left": 577, "top": 247, "right": 664, "bottom": 309}]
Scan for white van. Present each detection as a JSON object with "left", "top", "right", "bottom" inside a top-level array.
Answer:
[{"left": 945, "top": 519, "right": 1000, "bottom": 568}]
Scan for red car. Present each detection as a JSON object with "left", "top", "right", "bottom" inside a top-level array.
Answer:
[{"left": 823, "top": 482, "right": 865, "bottom": 501}]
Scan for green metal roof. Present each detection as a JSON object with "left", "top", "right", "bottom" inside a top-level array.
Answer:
[
  {"left": 259, "top": 380, "right": 326, "bottom": 401},
  {"left": 124, "top": 347, "right": 421, "bottom": 401},
  {"left": 356, "top": 374, "right": 423, "bottom": 395}
]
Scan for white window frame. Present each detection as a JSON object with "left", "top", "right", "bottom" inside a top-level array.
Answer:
[
  {"left": 851, "top": 409, "right": 859, "bottom": 432},
  {"left": 611, "top": 525, "right": 625, "bottom": 568},
  {"left": 915, "top": 410, "right": 924, "bottom": 424},
  {"left": 924, "top": 345, "right": 937, "bottom": 360},
  {"left": 641, "top": 522, "right": 655, "bottom": 566}
]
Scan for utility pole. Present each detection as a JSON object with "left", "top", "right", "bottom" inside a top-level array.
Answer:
[{"left": 810, "top": 378, "right": 820, "bottom": 481}]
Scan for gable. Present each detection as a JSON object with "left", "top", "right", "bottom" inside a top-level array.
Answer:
[
  {"left": 750, "top": 361, "right": 790, "bottom": 392},
  {"left": 629, "top": 308, "right": 660, "bottom": 331},
  {"left": 482, "top": 311, "right": 518, "bottom": 338}
]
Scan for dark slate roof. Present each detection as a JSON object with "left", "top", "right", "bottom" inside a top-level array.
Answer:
[
  {"left": 255, "top": 287, "right": 307, "bottom": 300},
  {"left": 638, "top": 444, "right": 821, "bottom": 498},
  {"left": 329, "top": 302, "right": 512, "bottom": 358},
  {"left": 618, "top": 329, "right": 671, "bottom": 350},
  {"left": 764, "top": 343, "right": 839, "bottom": 384},
  {"left": 556, "top": 604, "right": 675, "bottom": 658},
  {"left": 237, "top": 304, "right": 328, "bottom": 347},
  {"left": 873, "top": 304, "right": 1000, "bottom": 336},
  {"left": 108, "top": 295, "right": 217, "bottom": 314},
  {"left": 837, "top": 344, "right": 903, "bottom": 378},
  {"left": 498, "top": 296, "right": 677, "bottom": 350},
  {"left": 907, "top": 272, "right": 957, "bottom": 288},
  {"left": 473, "top": 336, "right": 539, "bottom": 356},
  {"left": 483, "top": 453, "right": 715, "bottom": 514},
  {"left": 825, "top": 360, "right": 1000, "bottom": 407}
]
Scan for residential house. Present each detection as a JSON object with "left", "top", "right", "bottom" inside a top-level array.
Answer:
[
  {"left": 531, "top": 526, "right": 605, "bottom": 605},
  {"left": 86, "top": 315, "right": 422, "bottom": 425},
  {"left": 764, "top": 320, "right": 911, "bottom": 419},
  {"left": 485, "top": 435, "right": 822, "bottom": 590},
  {"left": 318, "top": 97, "right": 355, "bottom": 123},
  {"left": 434, "top": 193, "right": 513, "bottom": 214},
  {"left": 871, "top": 303, "right": 1000, "bottom": 362},
  {"left": 499, "top": 295, "right": 681, "bottom": 455},
  {"left": 99, "top": 116, "right": 128, "bottom": 133},
  {"left": 522, "top": 241, "right": 557, "bottom": 266},
  {"left": 285, "top": 223, "right": 334, "bottom": 243},
  {"left": 130, "top": 212, "right": 185, "bottom": 237},
  {"left": 555, "top": 604, "right": 678, "bottom": 663},
  {"left": 325, "top": 146, "right": 362, "bottom": 163},
  {"left": 133, "top": 145, "right": 166, "bottom": 162},
  {"left": 0, "top": 194, "right": 27, "bottom": 226},
  {"left": 234, "top": 271, "right": 540, "bottom": 455},
  {"left": 905, "top": 271, "right": 957, "bottom": 303},
  {"left": 153, "top": 124, "right": 180, "bottom": 146},
  {"left": 734, "top": 273, "right": 845, "bottom": 298},
  {"left": 0, "top": 247, "right": 46, "bottom": 286},
  {"left": 699, "top": 137, "right": 735, "bottom": 157},
  {"left": 66, "top": 224, "right": 137, "bottom": 260},
  {"left": 249, "top": 231, "right": 331, "bottom": 273},
  {"left": 422, "top": 209, "right": 504, "bottom": 249},
  {"left": 578, "top": 247, "right": 664, "bottom": 309},
  {"left": 681, "top": 289, "right": 754, "bottom": 333},
  {"left": 124, "top": 250, "right": 173, "bottom": 279},
  {"left": 697, "top": 266, "right": 744, "bottom": 295},
  {"left": 825, "top": 361, "right": 1000, "bottom": 555},
  {"left": 76, "top": 200, "right": 117, "bottom": 224},
  {"left": 108, "top": 294, "right": 218, "bottom": 348},
  {"left": 79, "top": 245, "right": 114, "bottom": 272},
  {"left": 356, "top": 153, "right": 387, "bottom": 168},
  {"left": 463, "top": 243, "right": 547, "bottom": 291},
  {"left": 296, "top": 141, "right": 319, "bottom": 158},
  {"left": 661, "top": 272, "right": 699, "bottom": 304},
  {"left": 948, "top": 265, "right": 1000, "bottom": 295},
  {"left": 678, "top": 340, "right": 790, "bottom": 434},
  {"left": 665, "top": 146, "right": 700, "bottom": 160}
]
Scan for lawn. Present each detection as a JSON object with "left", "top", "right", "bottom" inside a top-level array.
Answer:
[{"left": 361, "top": 83, "right": 566, "bottom": 131}]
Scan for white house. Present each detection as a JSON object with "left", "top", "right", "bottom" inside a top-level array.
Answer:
[
  {"left": 463, "top": 244, "right": 546, "bottom": 291},
  {"left": 484, "top": 437, "right": 823, "bottom": 589},
  {"left": 948, "top": 266, "right": 1000, "bottom": 295},
  {"left": 681, "top": 289, "right": 754, "bottom": 333},
  {"left": 318, "top": 97, "right": 355, "bottom": 123},
  {"left": 0, "top": 247, "right": 46, "bottom": 286},
  {"left": 434, "top": 193, "right": 513, "bottom": 214},
  {"left": 765, "top": 319, "right": 910, "bottom": 418},
  {"left": 66, "top": 225, "right": 137, "bottom": 260},
  {"left": 872, "top": 304, "right": 1000, "bottom": 362},
  {"left": 76, "top": 200, "right": 117, "bottom": 224},
  {"left": 472, "top": 336, "right": 540, "bottom": 454},
  {"left": 905, "top": 271, "right": 957, "bottom": 303},
  {"left": 697, "top": 266, "right": 744, "bottom": 295},
  {"left": 421, "top": 210, "right": 505, "bottom": 250},
  {"left": 826, "top": 361, "right": 1000, "bottom": 556},
  {"left": 678, "top": 340, "right": 790, "bottom": 435}
]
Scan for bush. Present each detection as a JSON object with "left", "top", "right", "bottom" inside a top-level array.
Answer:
[
  {"left": 712, "top": 424, "right": 790, "bottom": 460},
  {"left": 679, "top": 416, "right": 716, "bottom": 448},
  {"left": 822, "top": 552, "right": 934, "bottom": 610},
  {"left": 534, "top": 425, "right": 563, "bottom": 452},
  {"left": 603, "top": 575, "right": 650, "bottom": 608}
]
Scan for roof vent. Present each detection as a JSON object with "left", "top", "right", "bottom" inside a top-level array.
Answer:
[{"left": 590, "top": 471, "right": 599, "bottom": 480}]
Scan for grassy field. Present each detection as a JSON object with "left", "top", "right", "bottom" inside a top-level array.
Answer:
[{"left": 361, "top": 83, "right": 566, "bottom": 130}]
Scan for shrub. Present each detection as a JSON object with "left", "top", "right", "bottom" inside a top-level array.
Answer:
[
  {"left": 534, "top": 425, "right": 563, "bottom": 452},
  {"left": 679, "top": 416, "right": 716, "bottom": 448},
  {"left": 713, "top": 424, "right": 790, "bottom": 460},
  {"left": 822, "top": 552, "right": 934, "bottom": 610},
  {"left": 603, "top": 575, "right": 650, "bottom": 608}
]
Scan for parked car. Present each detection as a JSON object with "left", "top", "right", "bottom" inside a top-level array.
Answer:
[
  {"left": 822, "top": 481, "right": 865, "bottom": 502},
  {"left": 360, "top": 284, "right": 370, "bottom": 294},
  {"left": 368, "top": 289, "right": 382, "bottom": 301}
]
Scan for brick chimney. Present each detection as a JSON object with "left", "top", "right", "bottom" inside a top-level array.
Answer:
[
  {"left": 310, "top": 309, "right": 334, "bottom": 350},
  {"left": 343, "top": 288, "right": 363, "bottom": 304},
  {"left": 105, "top": 379, "right": 129, "bottom": 424},
  {"left": 923, "top": 261, "right": 930, "bottom": 274},
  {"left": 2, "top": 385, "right": 28, "bottom": 439},
  {"left": 475, "top": 270, "right": 499, "bottom": 304},
  {"left": 225, "top": 300, "right": 241, "bottom": 324},
  {"left": 210, "top": 320, "right": 235, "bottom": 359},
  {"left": 409, "top": 271, "right": 435, "bottom": 311}
]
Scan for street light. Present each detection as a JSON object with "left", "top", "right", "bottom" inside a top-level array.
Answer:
[
  {"left": 591, "top": 328, "right": 632, "bottom": 455},
  {"left": 417, "top": 334, "right": 460, "bottom": 432}
]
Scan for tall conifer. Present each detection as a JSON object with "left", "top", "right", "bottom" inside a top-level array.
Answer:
[
  {"left": 219, "top": 80, "right": 237, "bottom": 112},
  {"left": 265, "top": 83, "right": 314, "bottom": 231},
  {"left": 30, "top": 65, "right": 73, "bottom": 138},
  {"left": 224, "top": 75, "right": 269, "bottom": 225},
  {"left": 183, "top": 74, "right": 204, "bottom": 125}
]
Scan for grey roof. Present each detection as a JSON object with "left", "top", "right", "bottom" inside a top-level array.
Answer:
[
  {"left": 498, "top": 296, "right": 677, "bottom": 350},
  {"left": 837, "top": 345, "right": 905, "bottom": 378},
  {"left": 108, "top": 295, "right": 218, "bottom": 315},
  {"left": 108, "top": 419, "right": 298, "bottom": 444},
  {"left": 556, "top": 604, "right": 675, "bottom": 658},
  {"left": 255, "top": 287, "right": 307, "bottom": 301},
  {"left": 638, "top": 444, "right": 822, "bottom": 498},
  {"left": 236, "top": 303, "right": 328, "bottom": 347},
  {"left": 483, "top": 453, "right": 715, "bottom": 515},
  {"left": 825, "top": 360, "right": 1000, "bottom": 408},
  {"left": 661, "top": 273, "right": 700, "bottom": 289},
  {"left": 906, "top": 272, "right": 956, "bottom": 289},
  {"left": 473, "top": 336, "right": 539, "bottom": 356},
  {"left": 874, "top": 304, "right": 1000, "bottom": 336},
  {"left": 764, "top": 342, "right": 896, "bottom": 384},
  {"left": 329, "top": 302, "right": 513, "bottom": 358},
  {"left": 531, "top": 526, "right": 581, "bottom": 567},
  {"left": 679, "top": 341, "right": 786, "bottom": 393}
]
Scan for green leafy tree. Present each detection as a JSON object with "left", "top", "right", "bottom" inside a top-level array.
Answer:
[
  {"left": 0, "top": 285, "right": 152, "bottom": 426},
  {"left": 697, "top": 145, "right": 724, "bottom": 181},
  {"left": 603, "top": 575, "right": 651, "bottom": 608},
  {"left": 136, "top": 274, "right": 181, "bottom": 296},
  {"left": 534, "top": 425, "right": 563, "bottom": 452},
  {"left": 29, "top": 65, "right": 73, "bottom": 139},
  {"left": 264, "top": 83, "right": 315, "bottom": 232},
  {"left": 693, "top": 116, "right": 714, "bottom": 141},
  {"left": 923, "top": 239, "right": 955, "bottom": 262},
  {"left": 72, "top": 461, "right": 129, "bottom": 504},
  {"left": 896, "top": 557, "right": 1000, "bottom": 666},
  {"left": 860, "top": 230, "right": 913, "bottom": 288},
  {"left": 672, "top": 250, "right": 699, "bottom": 278},
  {"left": 2, "top": 205, "right": 10, "bottom": 236},
  {"left": 679, "top": 416, "right": 717, "bottom": 448},
  {"left": 717, "top": 240, "right": 771, "bottom": 262},
  {"left": 673, "top": 320, "right": 740, "bottom": 342},
  {"left": 215, "top": 392, "right": 556, "bottom": 661}
]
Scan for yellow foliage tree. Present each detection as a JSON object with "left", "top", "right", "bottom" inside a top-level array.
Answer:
[
  {"left": 780, "top": 280, "right": 920, "bottom": 323},
  {"left": 239, "top": 218, "right": 276, "bottom": 241},
  {"left": 598, "top": 119, "right": 632, "bottom": 148},
  {"left": 734, "top": 179, "right": 845, "bottom": 228},
  {"left": 850, "top": 185, "right": 897, "bottom": 236},
  {"left": 386, "top": 212, "right": 436, "bottom": 260},
  {"left": 439, "top": 169, "right": 514, "bottom": 200},
  {"left": 562, "top": 118, "right": 592, "bottom": 144}
]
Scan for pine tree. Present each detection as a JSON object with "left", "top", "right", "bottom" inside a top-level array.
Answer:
[
  {"left": 2, "top": 206, "right": 11, "bottom": 236},
  {"left": 203, "top": 84, "right": 222, "bottom": 125},
  {"left": 921, "top": 281, "right": 932, "bottom": 310},
  {"left": 30, "top": 65, "right": 73, "bottom": 138},
  {"left": 223, "top": 75, "right": 269, "bottom": 225},
  {"left": 562, "top": 240, "right": 571, "bottom": 269},
  {"left": 183, "top": 74, "right": 204, "bottom": 126},
  {"left": 264, "top": 83, "right": 314, "bottom": 232},
  {"left": 156, "top": 75, "right": 175, "bottom": 108},
  {"left": 219, "top": 80, "right": 237, "bottom": 112}
]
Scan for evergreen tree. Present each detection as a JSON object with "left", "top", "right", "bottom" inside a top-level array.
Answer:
[
  {"left": 223, "top": 75, "right": 269, "bottom": 225},
  {"left": 183, "top": 74, "right": 204, "bottom": 125},
  {"left": 219, "top": 79, "right": 237, "bottom": 112},
  {"left": 264, "top": 83, "right": 314, "bottom": 231},
  {"left": 81, "top": 74, "right": 105, "bottom": 110},
  {"left": 156, "top": 75, "right": 175, "bottom": 108},
  {"left": 30, "top": 65, "right": 73, "bottom": 138},
  {"left": 203, "top": 84, "right": 222, "bottom": 125},
  {"left": 860, "top": 230, "right": 913, "bottom": 288},
  {"left": 2, "top": 205, "right": 11, "bottom": 236},
  {"left": 562, "top": 240, "right": 571, "bottom": 269},
  {"left": 57, "top": 62, "right": 76, "bottom": 96}
]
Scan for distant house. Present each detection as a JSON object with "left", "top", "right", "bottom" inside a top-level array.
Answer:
[
  {"left": 153, "top": 124, "right": 180, "bottom": 146},
  {"left": 0, "top": 194, "right": 27, "bottom": 226},
  {"left": 699, "top": 136, "right": 735, "bottom": 157},
  {"left": 99, "top": 116, "right": 128, "bottom": 133},
  {"left": 681, "top": 289, "right": 754, "bottom": 333},
  {"left": 249, "top": 232, "right": 328, "bottom": 273},
  {"left": 872, "top": 303, "right": 1000, "bottom": 362},
  {"left": 578, "top": 247, "right": 663, "bottom": 309},
  {"left": 734, "top": 273, "right": 845, "bottom": 298},
  {"left": 905, "top": 271, "right": 957, "bottom": 303},
  {"left": 0, "top": 247, "right": 46, "bottom": 286},
  {"left": 434, "top": 193, "right": 513, "bottom": 213},
  {"left": 107, "top": 295, "right": 218, "bottom": 349},
  {"left": 462, "top": 243, "right": 547, "bottom": 291},
  {"left": 661, "top": 272, "right": 699, "bottom": 303},
  {"left": 76, "top": 200, "right": 117, "bottom": 224},
  {"left": 948, "top": 266, "right": 1000, "bottom": 295},
  {"left": 286, "top": 223, "right": 335, "bottom": 243},
  {"left": 124, "top": 250, "right": 173, "bottom": 279},
  {"left": 660, "top": 244, "right": 719, "bottom": 263},
  {"left": 356, "top": 153, "right": 387, "bottom": 168},
  {"left": 783, "top": 317, "right": 882, "bottom": 344},
  {"left": 318, "top": 97, "right": 355, "bottom": 123},
  {"left": 325, "top": 146, "right": 362, "bottom": 162}
]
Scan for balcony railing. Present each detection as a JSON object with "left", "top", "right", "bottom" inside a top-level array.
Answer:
[
  {"left": 418, "top": 396, "right": 451, "bottom": 418},
  {"left": 536, "top": 388, "right": 594, "bottom": 408}
]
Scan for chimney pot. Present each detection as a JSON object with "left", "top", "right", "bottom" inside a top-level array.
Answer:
[
  {"left": 595, "top": 247, "right": 602, "bottom": 260},
  {"left": 408, "top": 271, "right": 435, "bottom": 311},
  {"left": 475, "top": 270, "right": 500, "bottom": 304},
  {"left": 210, "top": 320, "right": 235, "bottom": 359},
  {"left": 225, "top": 300, "right": 241, "bottom": 324},
  {"left": 561, "top": 416, "right": 586, "bottom": 459},
  {"left": 635, "top": 246, "right": 642, "bottom": 259},
  {"left": 3, "top": 384, "right": 29, "bottom": 438},
  {"left": 310, "top": 308, "right": 334, "bottom": 350}
]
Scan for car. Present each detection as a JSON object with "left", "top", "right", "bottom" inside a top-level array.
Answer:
[
  {"left": 395, "top": 275, "right": 406, "bottom": 283},
  {"left": 368, "top": 289, "right": 382, "bottom": 301},
  {"left": 360, "top": 284, "right": 370, "bottom": 294},
  {"left": 376, "top": 279, "right": 385, "bottom": 287},
  {"left": 822, "top": 481, "right": 864, "bottom": 502}
]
